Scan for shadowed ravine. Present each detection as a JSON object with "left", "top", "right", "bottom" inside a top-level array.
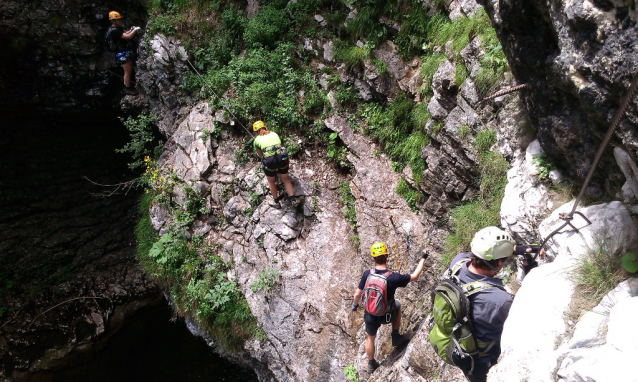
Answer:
[{"left": 0, "top": 108, "right": 257, "bottom": 381}]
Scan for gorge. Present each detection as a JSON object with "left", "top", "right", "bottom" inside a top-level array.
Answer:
[{"left": 2, "top": 0, "right": 638, "bottom": 381}]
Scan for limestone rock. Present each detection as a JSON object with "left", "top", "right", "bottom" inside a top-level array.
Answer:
[
  {"left": 613, "top": 147, "right": 638, "bottom": 202},
  {"left": 322, "top": 40, "right": 334, "bottom": 62},
  {"left": 490, "top": 201, "right": 638, "bottom": 382}
]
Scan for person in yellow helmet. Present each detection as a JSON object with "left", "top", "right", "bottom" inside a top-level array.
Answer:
[
  {"left": 351, "top": 242, "right": 428, "bottom": 373},
  {"left": 106, "top": 11, "right": 141, "bottom": 95},
  {"left": 252, "top": 120, "right": 296, "bottom": 208}
]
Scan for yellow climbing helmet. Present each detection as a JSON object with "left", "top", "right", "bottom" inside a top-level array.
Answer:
[
  {"left": 252, "top": 120, "right": 265, "bottom": 131},
  {"left": 370, "top": 242, "right": 388, "bottom": 257},
  {"left": 109, "top": 11, "right": 122, "bottom": 20}
]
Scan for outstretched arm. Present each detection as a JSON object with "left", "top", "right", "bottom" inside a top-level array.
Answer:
[
  {"left": 409, "top": 250, "right": 429, "bottom": 282},
  {"left": 352, "top": 289, "right": 362, "bottom": 310}
]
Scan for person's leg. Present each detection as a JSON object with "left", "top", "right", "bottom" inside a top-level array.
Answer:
[
  {"left": 390, "top": 301, "right": 409, "bottom": 347},
  {"left": 122, "top": 61, "right": 133, "bottom": 88},
  {"left": 266, "top": 175, "right": 278, "bottom": 199},
  {"left": 391, "top": 304, "right": 401, "bottom": 330},
  {"left": 278, "top": 173, "right": 294, "bottom": 197},
  {"left": 365, "top": 334, "right": 376, "bottom": 360}
]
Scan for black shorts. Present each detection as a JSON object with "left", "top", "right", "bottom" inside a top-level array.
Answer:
[
  {"left": 263, "top": 158, "right": 289, "bottom": 177},
  {"left": 364, "top": 300, "right": 400, "bottom": 336}
]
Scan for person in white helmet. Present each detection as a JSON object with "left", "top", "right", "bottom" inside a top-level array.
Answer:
[{"left": 446, "top": 226, "right": 543, "bottom": 382}]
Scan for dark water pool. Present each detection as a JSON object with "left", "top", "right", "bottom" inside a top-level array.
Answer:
[{"left": 50, "top": 301, "right": 259, "bottom": 382}]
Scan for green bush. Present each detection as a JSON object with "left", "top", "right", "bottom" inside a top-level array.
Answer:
[
  {"left": 327, "top": 132, "right": 350, "bottom": 168},
  {"left": 139, "top": 230, "right": 261, "bottom": 352},
  {"left": 116, "top": 112, "right": 160, "bottom": 170},
  {"left": 243, "top": 6, "right": 290, "bottom": 49}
]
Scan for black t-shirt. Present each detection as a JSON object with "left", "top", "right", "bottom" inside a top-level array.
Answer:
[
  {"left": 358, "top": 268, "right": 411, "bottom": 302},
  {"left": 109, "top": 26, "right": 130, "bottom": 49}
]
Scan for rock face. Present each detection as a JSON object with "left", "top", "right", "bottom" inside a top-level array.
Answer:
[
  {"left": 146, "top": 108, "right": 456, "bottom": 381},
  {"left": 479, "top": 0, "right": 638, "bottom": 198},
  {"left": 489, "top": 201, "right": 638, "bottom": 382},
  {"left": 132, "top": 34, "right": 189, "bottom": 136},
  {"left": 0, "top": 0, "right": 146, "bottom": 111}
]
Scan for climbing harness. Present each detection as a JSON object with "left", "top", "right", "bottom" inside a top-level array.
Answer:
[{"left": 537, "top": 73, "right": 638, "bottom": 256}]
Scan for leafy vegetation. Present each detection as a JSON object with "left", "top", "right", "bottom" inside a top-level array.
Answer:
[
  {"left": 116, "top": 112, "right": 161, "bottom": 170},
  {"left": 250, "top": 267, "right": 281, "bottom": 294},
  {"left": 358, "top": 95, "right": 430, "bottom": 187},
  {"left": 531, "top": 153, "right": 556, "bottom": 180},
  {"left": 344, "top": 365, "right": 359, "bottom": 382}
]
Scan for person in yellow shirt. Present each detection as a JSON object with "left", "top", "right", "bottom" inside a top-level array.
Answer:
[{"left": 252, "top": 120, "right": 297, "bottom": 208}]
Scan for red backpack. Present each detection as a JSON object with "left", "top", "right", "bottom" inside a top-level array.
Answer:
[{"left": 361, "top": 269, "right": 392, "bottom": 316}]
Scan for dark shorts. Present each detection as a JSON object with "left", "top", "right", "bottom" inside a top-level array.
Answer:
[
  {"left": 116, "top": 49, "right": 135, "bottom": 63},
  {"left": 263, "top": 158, "right": 289, "bottom": 177},
  {"left": 364, "top": 300, "right": 400, "bottom": 336}
]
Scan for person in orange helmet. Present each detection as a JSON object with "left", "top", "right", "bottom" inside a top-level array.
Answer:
[{"left": 106, "top": 11, "right": 141, "bottom": 95}]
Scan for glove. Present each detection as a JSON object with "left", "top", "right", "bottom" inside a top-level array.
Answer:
[
  {"left": 133, "top": 26, "right": 141, "bottom": 33},
  {"left": 514, "top": 245, "right": 542, "bottom": 255},
  {"left": 421, "top": 250, "right": 429, "bottom": 260}
]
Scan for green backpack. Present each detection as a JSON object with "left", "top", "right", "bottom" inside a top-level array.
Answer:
[{"left": 428, "top": 258, "right": 499, "bottom": 372}]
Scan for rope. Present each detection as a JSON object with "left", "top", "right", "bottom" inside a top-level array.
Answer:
[
  {"left": 153, "top": 38, "right": 255, "bottom": 139},
  {"left": 481, "top": 83, "right": 529, "bottom": 102},
  {"left": 147, "top": 35, "right": 433, "bottom": 240},
  {"left": 539, "top": 73, "right": 638, "bottom": 251}
]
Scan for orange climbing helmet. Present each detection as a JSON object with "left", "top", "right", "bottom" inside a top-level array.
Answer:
[
  {"left": 109, "top": 11, "right": 122, "bottom": 20},
  {"left": 252, "top": 120, "right": 265, "bottom": 131},
  {"left": 370, "top": 242, "right": 388, "bottom": 257}
]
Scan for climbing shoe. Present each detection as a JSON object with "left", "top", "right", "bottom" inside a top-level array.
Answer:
[
  {"left": 367, "top": 359, "right": 379, "bottom": 373},
  {"left": 391, "top": 332, "right": 409, "bottom": 347},
  {"left": 268, "top": 198, "right": 281, "bottom": 209}
]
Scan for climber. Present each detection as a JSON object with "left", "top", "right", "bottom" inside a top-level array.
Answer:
[
  {"left": 106, "top": 11, "right": 141, "bottom": 95},
  {"left": 429, "top": 226, "right": 544, "bottom": 382},
  {"left": 252, "top": 120, "right": 297, "bottom": 208},
  {"left": 351, "top": 242, "right": 428, "bottom": 373}
]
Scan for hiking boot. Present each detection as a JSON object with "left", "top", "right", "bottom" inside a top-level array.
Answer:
[
  {"left": 124, "top": 86, "right": 138, "bottom": 95},
  {"left": 289, "top": 195, "right": 299, "bottom": 207},
  {"left": 391, "top": 333, "right": 410, "bottom": 347},
  {"left": 268, "top": 198, "right": 281, "bottom": 209},
  {"left": 367, "top": 359, "right": 379, "bottom": 373}
]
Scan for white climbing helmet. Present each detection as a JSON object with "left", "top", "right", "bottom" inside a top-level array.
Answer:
[{"left": 470, "top": 226, "right": 516, "bottom": 260}]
